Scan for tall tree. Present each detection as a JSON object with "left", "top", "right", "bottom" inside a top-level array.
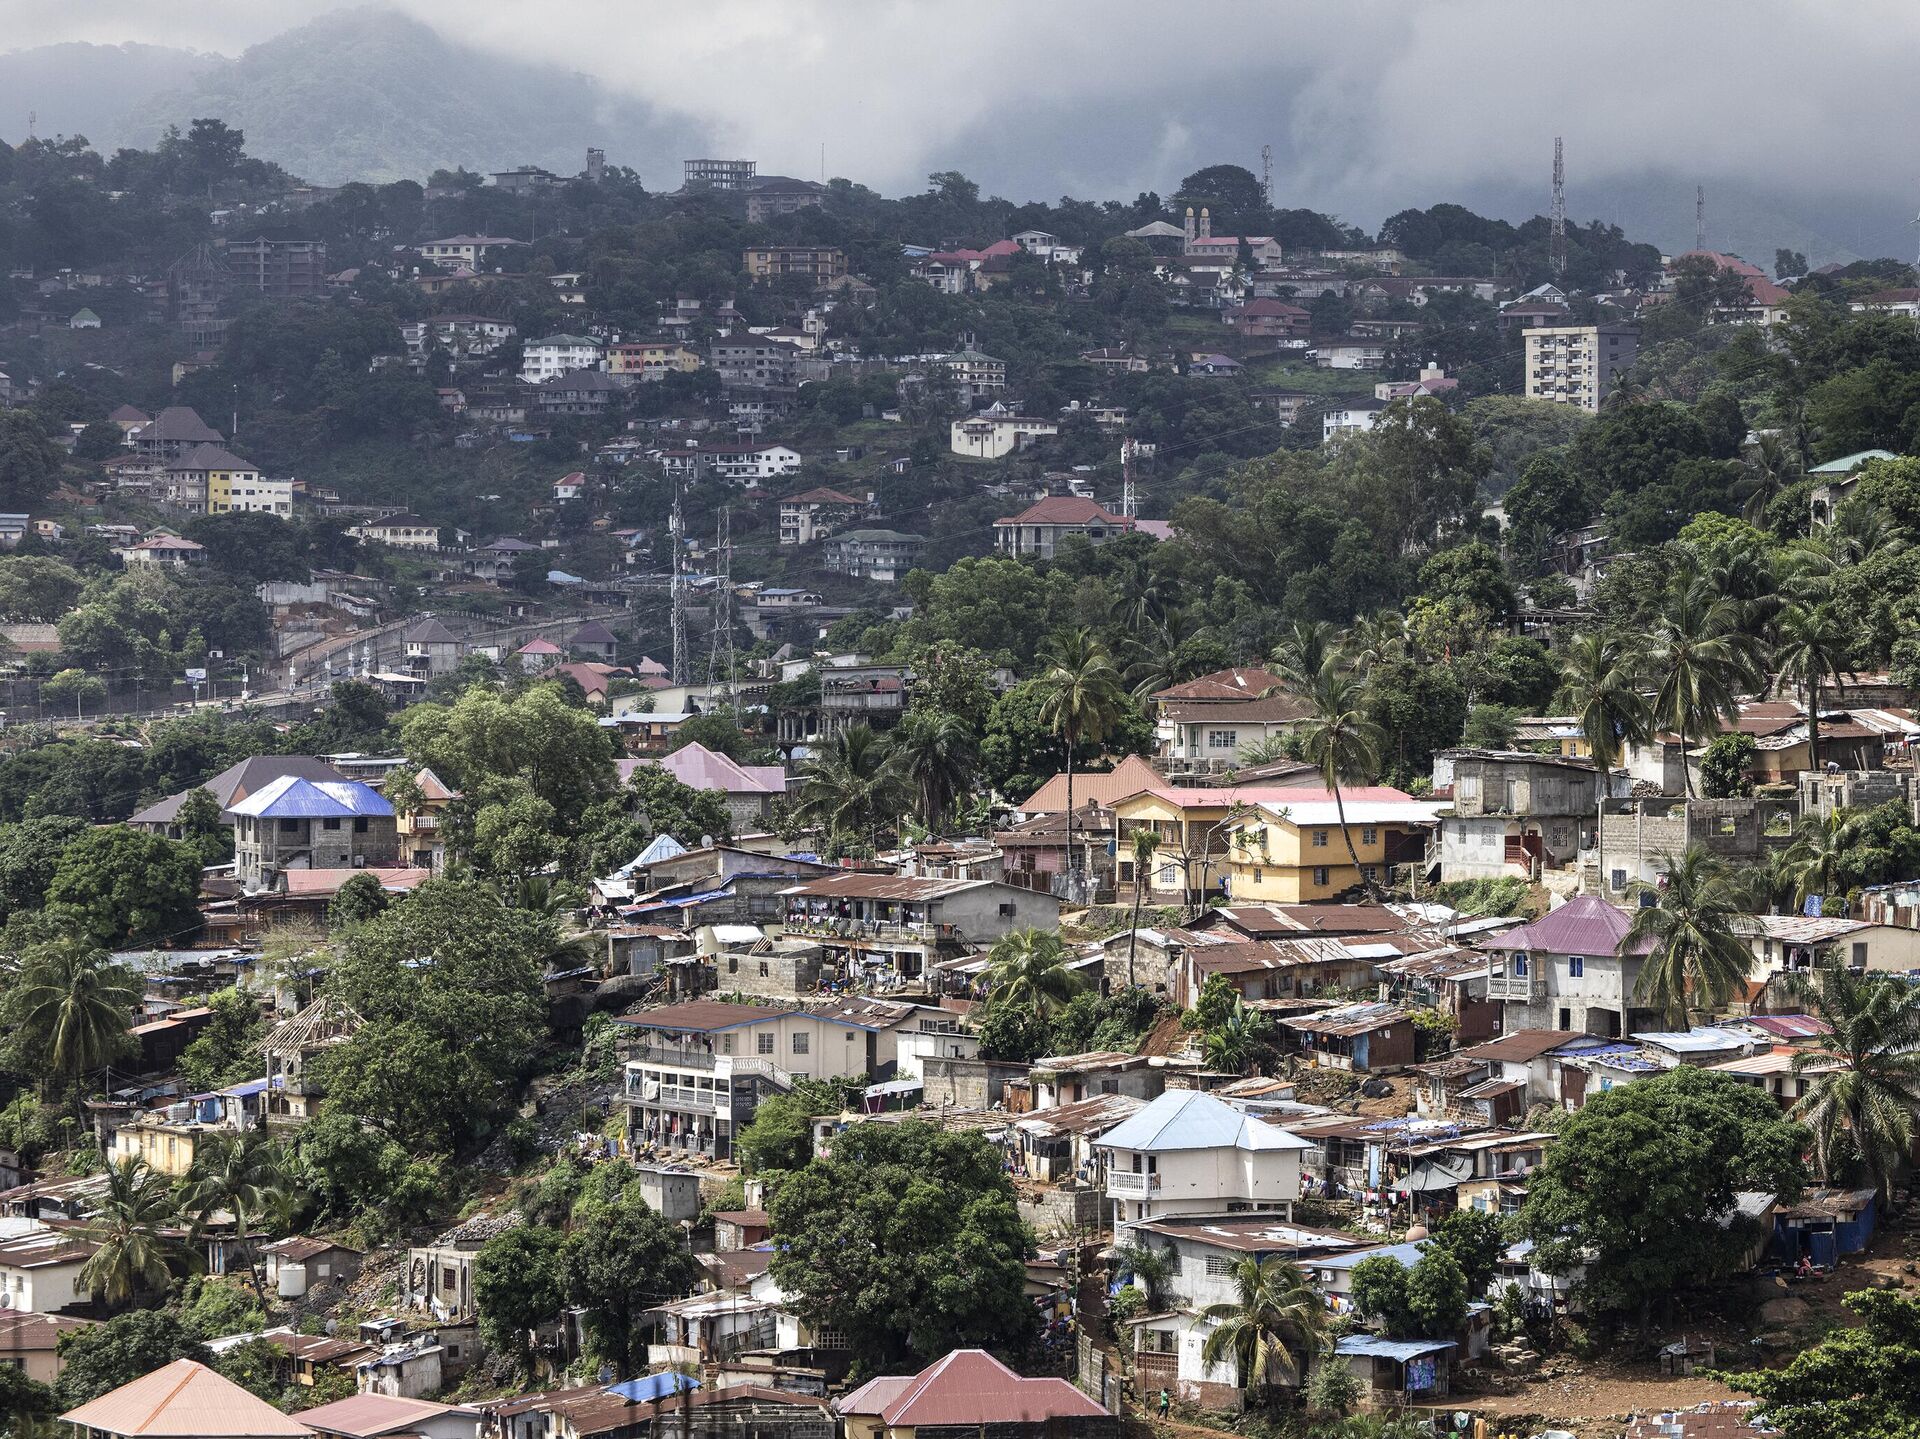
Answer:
[
  {"left": 1125, "top": 829, "right": 1160, "bottom": 990},
  {"left": 1784, "top": 958, "right": 1920, "bottom": 1204},
  {"left": 1295, "top": 663, "right": 1386, "bottom": 899},
  {"left": 3, "top": 936, "right": 138, "bottom": 1099},
  {"left": 983, "top": 928, "right": 1087, "bottom": 1025},
  {"left": 887, "top": 709, "right": 977, "bottom": 835},
  {"left": 1645, "top": 576, "right": 1760, "bottom": 796},
  {"left": 1621, "top": 845, "right": 1753, "bottom": 1026},
  {"left": 1033, "top": 628, "right": 1126, "bottom": 894},
  {"left": 1555, "top": 631, "right": 1649, "bottom": 772},
  {"left": 791, "top": 724, "right": 903, "bottom": 853},
  {"left": 1196, "top": 1256, "right": 1328, "bottom": 1404},
  {"left": 180, "top": 1131, "right": 286, "bottom": 1300},
  {"left": 1773, "top": 601, "right": 1855, "bottom": 775},
  {"left": 79, "top": 1158, "right": 186, "bottom": 1308}
]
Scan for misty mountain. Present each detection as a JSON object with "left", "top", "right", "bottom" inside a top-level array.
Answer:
[
  {"left": 0, "top": 42, "right": 223, "bottom": 148},
  {"left": 105, "top": 8, "right": 705, "bottom": 188}
]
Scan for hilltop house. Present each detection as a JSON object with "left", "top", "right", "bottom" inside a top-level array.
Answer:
[
  {"left": 992, "top": 496, "right": 1139, "bottom": 559},
  {"left": 1094, "top": 1089, "right": 1312, "bottom": 1225},
  {"left": 637, "top": 742, "right": 789, "bottom": 829},
  {"left": 227, "top": 776, "right": 399, "bottom": 892},
  {"left": 952, "top": 407, "right": 1059, "bottom": 460}
]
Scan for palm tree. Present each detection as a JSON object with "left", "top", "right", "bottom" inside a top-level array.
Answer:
[
  {"left": 792, "top": 724, "right": 903, "bottom": 852},
  {"left": 1033, "top": 629, "right": 1127, "bottom": 897},
  {"left": 1784, "top": 808, "right": 1857, "bottom": 908},
  {"left": 1554, "top": 631, "right": 1647, "bottom": 774},
  {"left": 1125, "top": 611, "right": 1203, "bottom": 698},
  {"left": 1784, "top": 958, "right": 1920, "bottom": 1204},
  {"left": 1202, "top": 998, "right": 1274, "bottom": 1073},
  {"left": 1773, "top": 601, "right": 1855, "bottom": 777},
  {"left": 1738, "top": 432, "right": 1801, "bottom": 525},
  {"left": 1270, "top": 620, "right": 1339, "bottom": 690},
  {"left": 1295, "top": 663, "right": 1386, "bottom": 899},
  {"left": 1110, "top": 1240, "right": 1176, "bottom": 1309},
  {"left": 1337, "top": 611, "right": 1411, "bottom": 676},
  {"left": 1125, "top": 829, "right": 1161, "bottom": 990},
  {"left": 1621, "top": 845, "right": 1753, "bottom": 1026},
  {"left": 983, "top": 928, "right": 1087, "bottom": 1024},
  {"left": 6, "top": 939, "right": 139, "bottom": 1101},
  {"left": 1646, "top": 578, "right": 1761, "bottom": 796},
  {"left": 80, "top": 1157, "right": 187, "bottom": 1308},
  {"left": 1196, "top": 1256, "right": 1329, "bottom": 1405},
  {"left": 888, "top": 709, "right": 978, "bottom": 836},
  {"left": 1738, "top": 846, "right": 1802, "bottom": 915},
  {"left": 181, "top": 1131, "right": 288, "bottom": 1300}
]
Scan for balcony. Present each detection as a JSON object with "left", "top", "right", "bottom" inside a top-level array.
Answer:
[
  {"left": 1486, "top": 970, "right": 1545, "bottom": 1002},
  {"left": 783, "top": 915, "right": 936, "bottom": 945},
  {"left": 1106, "top": 1169, "right": 1161, "bottom": 1198}
]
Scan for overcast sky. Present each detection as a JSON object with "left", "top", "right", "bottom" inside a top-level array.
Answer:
[{"left": 3, "top": 0, "right": 1913, "bottom": 236}]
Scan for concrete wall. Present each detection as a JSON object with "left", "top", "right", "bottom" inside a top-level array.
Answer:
[{"left": 918, "top": 1055, "right": 1030, "bottom": 1108}]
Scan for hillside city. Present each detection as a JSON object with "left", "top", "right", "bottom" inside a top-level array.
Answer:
[{"left": 1, "top": 114, "right": 1919, "bottom": 1439}]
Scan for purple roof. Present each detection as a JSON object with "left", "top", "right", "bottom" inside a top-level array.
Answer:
[
  {"left": 650, "top": 742, "right": 787, "bottom": 796},
  {"left": 1480, "top": 895, "right": 1654, "bottom": 957}
]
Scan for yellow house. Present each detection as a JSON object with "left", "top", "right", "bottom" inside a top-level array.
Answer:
[
  {"left": 609, "top": 340, "right": 702, "bottom": 380},
  {"left": 1112, "top": 781, "right": 1433, "bottom": 906},
  {"left": 164, "top": 443, "right": 260, "bottom": 514},
  {"left": 112, "top": 1119, "right": 212, "bottom": 1178},
  {"left": 1511, "top": 716, "right": 1593, "bottom": 759},
  {"left": 1221, "top": 794, "right": 1442, "bottom": 903}
]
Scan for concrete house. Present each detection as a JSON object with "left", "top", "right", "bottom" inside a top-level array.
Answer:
[
  {"left": 1479, "top": 895, "right": 1658, "bottom": 1037},
  {"left": 1436, "top": 750, "right": 1603, "bottom": 881},
  {"left": 837, "top": 1350, "right": 1110, "bottom": 1439},
  {"left": 991, "top": 496, "right": 1136, "bottom": 558},
  {"left": 1094, "top": 1089, "right": 1313, "bottom": 1225},
  {"left": 0, "top": 1226, "right": 99, "bottom": 1315},
  {"left": 953, "top": 409, "right": 1059, "bottom": 460},
  {"left": 262, "top": 1236, "right": 364, "bottom": 1300},
  {"left": 227, "top": 776, "right": 399, "bottom": 892},
  {"left": 637, "top": 742, "right": 789, "bottom": 829},
  {"left": 778, "top": 872, "right": 1060, "bottom": 984}
]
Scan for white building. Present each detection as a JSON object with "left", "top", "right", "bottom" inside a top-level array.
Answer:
[
  {"left": 520, "top": 333, "right": 604, "bottom": 385},
  {"left": 1094, "top": 1089, "right": 1312, "bottom": 1226},
  {"left": 213, "top": 476, "right": 295, "bottom": 517},
  {"left": 950, "top": 407, "right": 1059, "bottom": 459},
  {"left": 1322, "top": 399, "right": 1389, "bottom": 443},
  {"left": 417, "top": 236, "right": 526, "bottom": 271},
  {"left": 1524, "top": 325, "right": 1639, "bottom": 412}
]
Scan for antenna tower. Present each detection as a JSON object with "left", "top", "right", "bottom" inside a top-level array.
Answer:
[
  {"left": 1549, "top": 137, "right": 1567, "bottom": 279},
  {"left": 1696, "top": 185, "right": 1706, "bottom": 251},
  {"left": 1261, "top": 144, "right": 1273, "bottom": 207},
  {"left": 669, "top": 487, "right": 688, "bottom": 684},
  {"left": 1120, "top": 439, "right": 1137, "bottom": 519},
  {"left": 706, "top": 506, "right": 736, "bottom": 701}
]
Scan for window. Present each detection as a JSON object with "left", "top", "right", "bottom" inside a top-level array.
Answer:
[
  {"left": 792, "top": 1032, "right": 810, "bottom": 1055},
  {"left": 1205, "top": 1256, "right": 1236, "bottom": 1277},
  {"left": 1361, "top": 865, "right": 1378, "bottom": 882},
  {"left": 1513, "top": 954, "right": 1529, "bottom": 977},
  {"left": 728, "top": 957, "right": 739, "bottom": 974},
  {"left": 279, "top": 818, "right": 299, "bottom": 834},
  {"left": 1312, "top": 830, "right": 1329, "bottom": 847},
  {"left": 1312, "top": 866, "right": 1329, "bottom": 887},
  {"left": 321, "top": 818, "right": 341, "bottom": 831},
  {"left": 353, "top": 817, "right": 369, "bottom": 834},
  {"left": 757, "top": 1033, "right": 775, "bottom": 1055},
  {"left": 759, "top": 961, "right": 770, "bottom": 977},
  {"left": 1609, "top": 868, "right": 1627, "bottom": 893},
  {"left": 1852, "top": 942, "right": 1869, "bottom": 968},
  {"left": 1207, "top": 730, "right": 1236, "bottom": 750},
  {"left": 1156, "top": 863, "right": 1180, "bottom": 887},
  {"left": 1567, "top": 955, "right": 1584, "bottom": 978},
  {"left": 1361, "top": 827, "right": 1377, "bottom": 845},
  {"left": 720, "top": 1034, "right": 734, "bottom": 1054}
]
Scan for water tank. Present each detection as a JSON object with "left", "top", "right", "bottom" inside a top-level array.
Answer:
[{"left": 278, "top": 1261, "right": 307, "bottom": 1299}]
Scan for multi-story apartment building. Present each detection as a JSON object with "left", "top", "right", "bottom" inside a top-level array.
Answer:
[
  {"left": 741, "top": 246, "right": 847, "bottom": 284},
  {"left": 164, "top": 444, "right": 260, "bottom": 513},
  {"left": 823, "top": 529, "right": 926, "bottom": 581},
  {"left": 399, "top": 314, "right": 516, "bottom": 358},
  {"left": 417, "top": 235, "right": 527, "bottom": 271},
  {"left": 779, "top": 872, "right": 1062, "bottom": 984},
  {"left": 210, "top": 474, "right": 294, "bottom": 516},
  {"left": 225, "top": 238, "right": 328, "bottom": 298},
  {"left": 778, "top": 487, "right": 862, "bottom": 544},
  {"left": 925, "top": 347, "right": 1006, "bottom": 400},
  {"left": 745, "top": 176, "right": 827, "bottom": 222},
  {"left": 520, "top": 334, "right": 604, "bottom": 384},
  {"left": 227, "top": 775, "right": 399, "bottom": 892},
  {"left": 1094, "top": 1089, "right": 1312, "bottom": 1226},
  {"left": 991, "top": 495, "right": 1131, "bottom": 556},
  {"left": 608, "top": 340, "right": 702, "bottom": 381},
  {"left": 710, "top": 335, "right": 804, "bottom": 388},
  {"left": 1220, "top": 792, "right": 1442, "bottom": 902},
  {"left": 684, "top": 158, "right": 758, "bottom": 191},
  {"left": 955, "top": 409, "right": 1060, "bottom": 460},
  {"left": 1524, "top": 324, "right": 1639, "bottom": 412}
]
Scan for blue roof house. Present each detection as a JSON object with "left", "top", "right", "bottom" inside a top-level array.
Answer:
[{"left": 227, "top": 775, "right": 399, "bottom": 893}]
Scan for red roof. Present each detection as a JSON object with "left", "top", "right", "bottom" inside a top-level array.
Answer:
[
  {"left": 1481, "top": 895, "right": 1653, "bottom": 957},
  {"left": 840, "top": 1350, "right": 1107, "bottom": 1426},
  {"left": 993, "top": 496, "right": 1131, "bottom": 527},
  {"left": 784, "top": 487, "right": 862, "bottom": 505},
  {"left": 1153, "top": 667, "right": 1290, "bottom": 702}
]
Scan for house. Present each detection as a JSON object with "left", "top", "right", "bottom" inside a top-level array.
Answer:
[
  {"left": 59, "top": 1359, "right": 316, "bottom": 1439},
  {"left": 294, "top": 1393, "right": 480, "bottom": 1439},
  {"left": 1278, "top": 1003, "right": 1415, "bottom": 1071},
  {"left": 0, "top": 1308, "right": 92, "bottom": 1385},
  {"left": 1436, "top": 750, "right": 1603, "bottom": 881},
  {"left": 227, "top": 776, "right": 399, "bottom": 893},
  {"left": 1220, "top": 791, "right": 1443, "bottom": 902},
  {"left": 263, "top": 1235, "right": 365, "bottom": 1300},
  {"left": 742, "top": 247, "right": 847, "bottom": 283},
  {"left": 491, "top": 1382, "right": 829, "bottom": 1439},
  {"left": 356, "top": 1333, "right": 446, "bottom": 1399},
  {"left": 1179, "top": 208, "right": 1282, "bottom": 266},
  {"left": 1444, "top": 1029, "right": 1585, "bottom": 1114},
  {"left": 0, "top": 1226, "right": 99, "bottom": 1315},
  {"left": 1333, "top": 1336, "right": 1456, "bottom": 1402},
  {"left": 608, "top": 340, "right": 702, "bottom": 381},
  {"left": 399, "top": 1213, "right": 521, "bottom": 1324},
  {"left": 836, "top": 1350, "right": 1110, "bottom": 1439},
  {"left": 132, "top": 405, "right": 224, "bottom": 460},
  {"left": 1733, "top": 913, "right": 1920, "bottom": 976},
  {"left": 997, "top": 802, "right": 1117, "bottom": 906},
  {"left": 1022, "top": 1050, "right": 1164, "bottom": 1110},
  {"left": 520, "top": 335, "right": 604, "bottom": 385},
  {"left": 1322, "top": 398, "right": 1390, "bottom": 442},
  {"left": 710, "top": 336, "right": 804, "bottom": 389},
  {"left": 418, "top": 236, "right": 527, "bottom": 270},
  {"left": 1223, "top": 298, "right": 1310, "bottom": 338},
  {"left": 164, "top": 443, "right": 263, "bottom": 513},
  {"left": 1149, "top": 666, "right": 1308, "bottom": 775},
  {"left": 1008, "top": 1092, "right": 1144, "bottom": 1186},
  {"left": 1480, "top": 895, "right": 1658, "bottom": 1037},
  {"left": 1312, "top": 336, "right": 1390, "bottom": 371},
  {"left": 400, "top": 314, "right": 516, "bottom": 358},
  {"left": 569, "top": 621, "right": 620, "bottom": 662},
  {"left": 746, "top": 176, "right": 829, "bottom": 222},
  {"left": 69, "top": 307, "right": 102, "bottom": 329},
  {"left": 779, "top": 488, "right": 863, "bottom": 545},
  {"left": 130, "top": 755, "right": 351, "bottom": 838},
  {"left": 1187, "top": 353, "right": 1243, "bottom": 376},
  {"left": 823, "top": 529, "right": 925, "bottom": 581},
  {"left": 952, "top": 408, "right": 1060, "bottom": 460},
  {"left": 992, "top": 496, "right": 1138, "bottom": 558},
  {"left": 117, "top": 535, "right": 206, "bottom": 567},
  {"left": 1591, "top": 795, "right": 1797, "bottom": 897},
  {"left": 638, "top": 742, "right": 789, "bottom": 829},
  {"left": 348, "top": 514, "right": 440, "bottom": 549},
  {"left": 1094, "top": 1089, "right": 1312, "bottom": 1224},
  {"left": 535, "top": 370, "right": 622, "bottom": 417},
  {"left": 778, "top": 873, "right": 1060, "bottom": 984},
  {"left": 1808, "top": 448, "right": 1897, "bottom": 525},
  {"left": 403, "top": 617, "right": 463, "bottom": 675}
]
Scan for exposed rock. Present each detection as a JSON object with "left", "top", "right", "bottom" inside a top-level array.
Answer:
[{"left": 1758, "top": 1295, "right": 1810, "bottom": 1325}]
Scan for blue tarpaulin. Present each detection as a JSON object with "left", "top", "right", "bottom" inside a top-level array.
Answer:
[{"left": 605, "top": 1372, "right": 700, "bottom": 1404}]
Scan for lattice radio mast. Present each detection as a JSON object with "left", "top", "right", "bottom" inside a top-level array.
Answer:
[
  {"left": 1261, "top": 144, "right": 1273, "bottom": 207},
  {"left": 1549, "top": 137, "right": 1567, "bottom": 279},
  {"left": 705, "top": 506, "right": 736, "bottom": 701},
  {"left": 669, "top": 487, "right": 688, "bottom": 684},
  {"left": 1120, "top": 438, "right": 1138, "bottom": 519},
  {"left": 1696, "top": 185, "right": 1707, "bottom": 251}
]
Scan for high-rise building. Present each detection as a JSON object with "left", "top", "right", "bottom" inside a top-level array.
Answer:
[
  {"left": 684, "top": 158, "right": 758, "bottom": 191},
  {"left": 224, "top": 239, "right": 328, "bottom": 299},
  {"left": 1524, "top": 324, "right": 1639, "bottom": 413}
]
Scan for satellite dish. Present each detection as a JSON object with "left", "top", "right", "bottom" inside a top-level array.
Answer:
[{"left": 700, "top": 834, "right": 713, "bottom": 848}]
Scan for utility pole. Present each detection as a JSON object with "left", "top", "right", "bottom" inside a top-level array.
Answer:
[
  {"left": 1550, "top": 137, "right": 1567, "bottom": 279},
  {"left": 1119, "top": 438, "right": 1137, "bottom": 519},
  {"left": 1696, "top": 185, "right": 1706, "bottom": 251},
  {"left": 669, "top": 487, "right": 687, "bottom": 685}
]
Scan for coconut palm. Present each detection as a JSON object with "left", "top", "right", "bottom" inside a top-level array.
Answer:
[
  {"left": 181, "top": 1130, "right": 288, "bottom": 1300},
  {"left": 1125, "top": 829, "right": 1161, "bottom": 990},
  {"left": 983, "top": 928, "right": 1087, "bottom": 1024},
  {"left": 1554, "top": 631, "right": 1648, "bottom": 774},
  {"left": 1270, "top": 620, "right": 1339, "bottom": 690},
  {"left": 80, "top": 1157, "right": 188, "bottom": 1308},
  {"left": 1110, "top": 1240, "right": 1176, "bottom": 1309},
  {"left": 1738, "top": 846, "right": 1802, "bottom": 915},
  {"left": 1033, "top": 629, "right": 1128, "bottom": 894},
  {"left": 1737, "top": 432, "right": 1801, "bottom": 525},
  {"left": 1621, "top": 845, "right": 1754, "bottom": 1026},
  {"left": 791, "top": 724, "right": 904, "bottom": 852},
  {"left": 1784, "top": 957, "right": 1920, "bottom": 1204},
  {"left": 1295, "top": 663, "right": 1387, "bottom": 899},
  {"left": 1784, "top": 809, "right": 1858, "bottom": 909},
  {"left": 1772, "top": 601, "right": 1855, "bottom": 777},
  {"left": 5, "top": 939, "right": 139, "bottom": 1101},
  {"left": 1338, "top": 611, "right": 1411, "bottom": 676},
  {"left": 1196, "top": 1256, "right": 1329, "bottom": 1404},
  {"left": 1645, "top": 577, "right": 1761, "bottom": 796},
  {"left": 887, "top": 709, "right": 977, "bottom": 835}
]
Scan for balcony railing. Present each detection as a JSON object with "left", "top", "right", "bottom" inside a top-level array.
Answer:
[
  {"left": 1485, "top": 971, "right": 1545, "bottom": 1002},
  {"left": 1106, "top": 1169, "right": 1161, "bottom": 1197},
  {"left": 783, "top": 915, "right": 936, "bottom": 944}
]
